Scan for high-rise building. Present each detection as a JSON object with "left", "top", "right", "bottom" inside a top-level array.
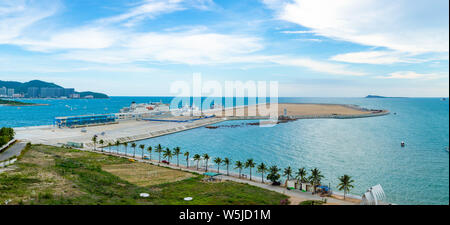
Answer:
[
  {"left": 7, "top": 88, "right": 14, "bottom": 97},
  {"left": 0, "top": 87, "right": 6, "bottom": 97},
  {"left": 27, "top": 87, "right": 40, "bottom": 98},
  {"left": 64, "top": 88, "right": 75, "bottom": 97}
]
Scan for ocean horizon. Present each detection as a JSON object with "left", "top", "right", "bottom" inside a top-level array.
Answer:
[{"left": 1, "top": 96, "right": 449, "bottom": 205}]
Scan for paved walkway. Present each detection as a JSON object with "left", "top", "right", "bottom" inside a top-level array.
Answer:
[
  {"left": 0, "top": 142, "right": 27, "bottom": 162},
  {"left": 94, "top": 149, "right": 357, "bottom": 205}
]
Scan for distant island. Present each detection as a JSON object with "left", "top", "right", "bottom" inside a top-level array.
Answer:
[
  {"left": 365, "top": 95, "right": 388, "bottom": 98},
  {"left": 0, "top": 99, "right": 46, "bottom": 106},
  {"left": 365, "top": 95, "right": 406, "bottom": 98},
  {"left": 0, "top": 80, "right": 109, "bottom": 99}
]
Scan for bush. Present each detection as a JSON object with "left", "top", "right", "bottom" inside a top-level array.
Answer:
[
  {"left": 299, "top": 200, "right": 325, "bottom": 205},
  {"left": 0, "top": 127, "right": 14, "bottom": 146}
]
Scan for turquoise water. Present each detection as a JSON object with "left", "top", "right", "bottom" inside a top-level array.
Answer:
[{"left": 1, "top": 97, "right": 448, "bottom": 204}]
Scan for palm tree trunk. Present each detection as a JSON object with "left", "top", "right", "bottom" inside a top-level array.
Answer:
[
  {"left": 262, "top": 173, "right": 264, "bottom": 183},
  {"left": 226, "top": 166, "right": 229, "bottom": 176},
  {"left": 250, "top": 169, "right": 252, "bottom": 180}
]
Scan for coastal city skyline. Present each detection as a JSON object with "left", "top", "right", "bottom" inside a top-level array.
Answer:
[{"left": 0, "top": 0, "right": 448, "bottom": 97}]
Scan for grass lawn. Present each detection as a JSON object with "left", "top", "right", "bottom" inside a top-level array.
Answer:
[{"left": 0, "top": 144, "right": 288, "bottom": 205}]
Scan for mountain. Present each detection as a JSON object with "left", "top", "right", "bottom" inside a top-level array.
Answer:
[{"left": 0, "top": 80, "right": 109, "bottom": 99}]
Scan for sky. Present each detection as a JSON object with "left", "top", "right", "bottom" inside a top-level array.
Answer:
[{"left": 0, "top": 0, "right": 448, "bottom": 97}]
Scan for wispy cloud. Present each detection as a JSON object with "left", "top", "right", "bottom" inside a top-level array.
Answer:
[
  {"left": 0, "top": 0, "right": 60, "bottom": 43},
  {"left": 97, "top": 0, "right": 215, "bottom": 27},
  {"left": 376, "top": 71, "right": 448, "bottom": 80},
  {"left": 264, "top": 0, "right": 449, "bottom": 66},
  {"left": 280, "top": 30, "right": 315, "bottom": 34}
]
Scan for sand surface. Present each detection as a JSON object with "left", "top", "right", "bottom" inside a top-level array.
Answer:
[{"left": 206, "top": 103, "right": 375, "bottom": 117}]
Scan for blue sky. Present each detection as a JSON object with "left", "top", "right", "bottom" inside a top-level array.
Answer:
[{"left": 0, "top": 0, "right": 448, "bottom": 97}]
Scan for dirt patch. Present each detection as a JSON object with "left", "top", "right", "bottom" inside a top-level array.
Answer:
[{"left": 103, "top": 163, "right": 194, "bottom": 187}]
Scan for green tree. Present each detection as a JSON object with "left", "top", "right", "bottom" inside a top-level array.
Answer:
[
  {"left": 163, "top": 148, "right": 173, "bottom": 163},
  {"left": 115, "top": 140, "right": 120, "bottom": 154},
  {"left": 213, "top": 157, "right": 222, "bottom": 173},
  {"left": 203, "top": 153, "right": 210, "bottom": 172},
  {"left": 337, "top": 174, "right": 355, "bottom": 200},
  {"left": 99, "top": 139, "right": 104, "bottom": 152},
  {"left": 184, "top": 151, "right": 190, "bottom": 168},
  {"left": 146, "top": 146, "right": 152, "bottom": 160},
  {"left": 123, "top": 142, "right": 128, "bottom": 156},
  {"left": 245, "top": 159, "right": 255, "bottom": 180},
  {"left": 283, "top": 166, "right": 293, "bottom": 185},
  {"left": 155, "top": 144, "right": 163, "bottom": 163},
  {"left": 173, "top": 147, "right": 182, "bottom": 167},
  {"left": 193, "top": 154, "right": 201, "bottom": 170},
  {"left": 139, "top": 144, "right": 145, "bottom": 159},
  {"left": 309, "top": 168, "right": 324, "bottom": 194},
  {"left": 107, "top": 142, "right": 112, "bottom": 153},
  {"left": 235, "top": 161, "right": 243, "bottom": 178},
  {"left": 267, "top": 165, "right": 281, "bottom": 184},
  {"left": 223, "top": 157, "right": 231, "bottom": 176},
  {"left": 257, "top": 162, "right": 268, "bottom": 183},
  {"left": 91, "top": 135, "right": 97, "bottom": 151},
  {"left": 131, "top": 143, "right": 137, "bottom": 158},
  {"left": 295, "top": 167, "right": 307, "bottom": 190}
]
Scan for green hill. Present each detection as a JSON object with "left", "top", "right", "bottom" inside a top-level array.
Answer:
[{"left": 0, "top": 80, "right": 109, "bottom": 99}]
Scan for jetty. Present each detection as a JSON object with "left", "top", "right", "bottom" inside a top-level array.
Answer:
[{"left": 15, "top": 103, "right": 388, "bottom": 149}]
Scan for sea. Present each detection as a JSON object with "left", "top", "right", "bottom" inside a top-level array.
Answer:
[{"left": 0, "top": 97, "right": 448, "bottom": 205}]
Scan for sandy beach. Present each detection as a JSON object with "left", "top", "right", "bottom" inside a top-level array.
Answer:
[
  {"left": 14, "top": 103, "right": 388, "bottom": 149},
  {"left": 206, "top": 103, "right": 386, "bottom": 118}
]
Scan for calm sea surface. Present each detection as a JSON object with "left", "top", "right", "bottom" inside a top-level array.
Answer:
[{"left": 1, "top": 97, "right": 448, "bottom": 205}]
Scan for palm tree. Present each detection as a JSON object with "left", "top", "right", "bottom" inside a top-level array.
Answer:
[
  {"left": 139, "top": 144, "right": 145, "bottom": 159},
  {"left": 283, "top": 166, "right": 293, "bottom": 186},
  {"left": 107, "top": 143, "right": 112, "bottom": 153},
  {"left": 155, "top": 144, "right": 163, "bottom": 163},
  {"left": 92, "top": 135, "right": 97, "bottom": 151},
  {"left": 235, "top": 161, "right": 243, "bottom": 178},
  {"left": 245, "top": 159, "right": 255, "bottom": 180},
  {"left": 146, "top": 146, "right": 152, "bottom": 160},
  {"left": 257, "top": 162, "right": 268, "bottom": 183},
  {"left": 223, "top": 157, "right": 231, "bottom": 176},
  {"left": 99, "top": 139, "right": 104, "bottom": 152},
  {"left": 115, "top": 140, "right": 120, "bottom": 155},
  {"left": 163, "top": 148, "right": 173, "bottom": 163},
  {"left": 337, "top": 174, "right": 354, "bottom": 200},
  {"left": 203, "top": 153, "right": 210, "bottom": 172},
  {"left": 309, "top": 168, "right": 324, "bottom": 194},
  {"left": 131, "top": 143, "right": 137, "bottom": 158},
  {"left": 295, "top": 167, "right": 307, "bottom": 190},
  {"left": 193, "top": 154, "right": 201, "bottom": 170},
  {"left": 267, "top": 165, "right": 281, "bottom": 184},
  {"left": 173, "top": 147, "right": 182, "bottom": 167},
  {"left": 123, "top": 142, "right": 128, "bottom": 156},
  {"left": 213, "top": 157, "right": 222, "bottom": 173},
  {"left": 184, "top": 151, "right": 190, "bottom": 168}
]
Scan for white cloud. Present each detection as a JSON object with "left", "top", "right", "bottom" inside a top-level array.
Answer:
[
  {"left": 97, "top": 0, "right": 215, "bottom": 27},
  {"left": 331, "top": 51, "right": 419, "bottom": 64},
  {"left": 0, "top": 0, "right": 59, "bottom": 43},
  {"left": 59, "top": 31, "right": 264, "bottom": 65},
  {"left": 271, "top": 57, "right": 366, "bottom": 76},
  {"left": 265, "top": 0, "right": 449, "bottom": 54},
  {"left": 280, "top": 30, "right": 314, "bottom": 34},
  {"left": 11, "top": 27, "right": 120, "bottom": 52},
  {"left": 376, "top": 71, "right": 448, "bottom": 80}
]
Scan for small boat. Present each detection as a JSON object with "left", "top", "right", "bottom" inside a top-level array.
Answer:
[{"left": 401, "top": 141, "right": 406, "bottom": 147}]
